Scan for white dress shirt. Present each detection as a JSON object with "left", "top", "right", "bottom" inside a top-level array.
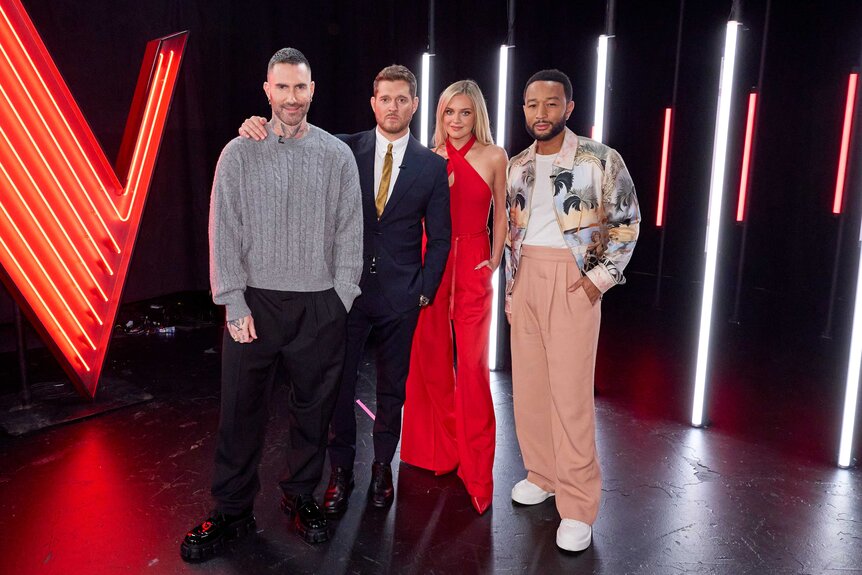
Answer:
[{"left": 374, "top": 127, "right": 410, "bottom": 206}]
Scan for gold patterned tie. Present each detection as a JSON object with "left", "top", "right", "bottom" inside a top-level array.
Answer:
[{"left": 376, "top": 143, "right": 393, "bottom": 218}]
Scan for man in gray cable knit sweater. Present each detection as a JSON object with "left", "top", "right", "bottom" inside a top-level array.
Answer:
[{"left": 181, "top": 48, "right": 363, "bottom": 561}]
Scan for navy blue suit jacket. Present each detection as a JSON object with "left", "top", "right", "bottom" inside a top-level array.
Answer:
[{"left": 338, "top": 129, "right": 451, "bottom": 313}]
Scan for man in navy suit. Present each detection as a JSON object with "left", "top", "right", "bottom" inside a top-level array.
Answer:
[{"left": 239, "top": 64, "right": 450, "bottom": 513}]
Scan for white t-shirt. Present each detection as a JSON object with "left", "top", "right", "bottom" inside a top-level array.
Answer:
[{"left": 524, "top": 153, "right": 567, "bottom": 248}]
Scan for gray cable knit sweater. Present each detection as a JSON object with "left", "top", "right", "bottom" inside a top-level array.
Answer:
[{"left": 209, "top": 125, "right": 363, "bottom": 321}]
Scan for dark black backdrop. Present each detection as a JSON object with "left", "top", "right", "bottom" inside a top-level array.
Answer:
[{"left": 2, "top": 0, "right": 862, "bottom": 338}]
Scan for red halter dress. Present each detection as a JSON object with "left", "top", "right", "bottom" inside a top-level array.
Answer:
[{"left": 401, "top": 135, "right": 496, "bottom": 500}]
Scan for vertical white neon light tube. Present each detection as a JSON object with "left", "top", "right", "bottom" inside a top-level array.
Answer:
[
  {"left": 839, "top": 225, "right": 862, "bottom": 467},
  {"left": 489, "top": 44, "right": 509, "bottom": 371},
  {"left": 593, "top": 35, "right": 609, "bottom": 143},
  {"left": 420, "top": 52, "right": 431, "bottom": 147},
  {"left": 692, "top": 21, "right": 739, "bottom": 427},
  {"left": 495, "top": 45, "right": 510, "bottom": 149}
]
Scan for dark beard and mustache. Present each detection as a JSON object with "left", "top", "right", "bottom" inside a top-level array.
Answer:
[
  {"left": 526, "top": 116, "right": 567, "bottom": 141},
  {"left": 273, "top": 101, "right": 310, "bottom": 128}
]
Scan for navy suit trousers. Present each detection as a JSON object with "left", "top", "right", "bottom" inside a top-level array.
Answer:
[{"left": 328, "top": 274, "right": 421, "bottom": 469}]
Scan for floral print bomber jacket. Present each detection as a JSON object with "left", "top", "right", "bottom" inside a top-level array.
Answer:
[{"left": 504, "top": 128, "right": 640, "bottom": 312}]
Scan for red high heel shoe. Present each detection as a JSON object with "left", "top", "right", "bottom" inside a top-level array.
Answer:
[{"left": 470, "top": 495, "right": 492, "bottom": 515}]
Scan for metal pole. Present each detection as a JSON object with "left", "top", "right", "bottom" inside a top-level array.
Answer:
[
  {"left": 606, "top": 0, "right": 616, "bottom": 35},
  {"left": 731, "top": 0, "right": 742, "bottom": 21},
  {"left": 14, "top": 303, "right": 31, "bottom": 406},
  {"left": 604, "top": 0, "right": 616, "bottom": 143},
  {"left": 506, "top": 0, "right": 515, "bottom": 46},
  {"left": 654, "top": 0, "right": 686, "bottom": 308},
  {"left": 730, "top": 0, "right": 771, "bottom": 324},
  {"left": 428, "top": 0, "right": 435, "bottom": 53},
  {"left": 824, "top": 214, "right": 847, "bottom": 339}
]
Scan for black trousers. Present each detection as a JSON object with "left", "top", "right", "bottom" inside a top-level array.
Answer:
[
  {"left": 328, "top": 274, "right": 421, "bottom": 470},
  {"left": 211, "top": 286, "right": 347, "bottom": 515}
]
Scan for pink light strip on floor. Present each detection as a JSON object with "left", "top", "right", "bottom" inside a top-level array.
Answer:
[{"left": 356, "top": 399, "right": 376, "bottom": 421}]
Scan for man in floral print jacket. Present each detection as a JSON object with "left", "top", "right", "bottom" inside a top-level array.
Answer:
[{"left": 504, "top": 69, "right": 639, "bottom": 553}]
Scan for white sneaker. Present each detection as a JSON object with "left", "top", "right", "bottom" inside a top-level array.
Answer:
[
  {"left": 510, "top": 479, "right": 554, "bottom": 505},
  {"left": 556, "top": 519, "right": 592, "bottom": 552}
]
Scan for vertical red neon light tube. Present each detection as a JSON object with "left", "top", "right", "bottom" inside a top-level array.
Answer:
[
  {"left": 736, "top": 91, "right": 758, "bottom": 222},
  {"left": 656, "top": 107, "right": 672, "bottom": 227},
  {"left": 834, "top": 73, "right": 858, "bottom": 214}
]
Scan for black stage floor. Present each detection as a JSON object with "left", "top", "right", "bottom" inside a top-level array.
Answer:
[{"left": 0, "top": 279, "right": 860, "bottom": 574}]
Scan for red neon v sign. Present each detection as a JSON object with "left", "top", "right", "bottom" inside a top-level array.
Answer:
[{"left": 0, "top": 0, "right": 188, "bottom": 398}]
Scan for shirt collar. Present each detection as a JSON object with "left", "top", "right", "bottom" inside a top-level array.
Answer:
[
  {"left": 375, "top": 127, "right": 410, "bottom": 155},
  {"left": 517, "top": 127, "right": 579, "bottom": 170}
]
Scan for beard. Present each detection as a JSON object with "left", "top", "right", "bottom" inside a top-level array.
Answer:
[
  {"left": 379, "top": 114, "right": 411, "bottom": 135},
  {"left": 526, "top": 116, "right": 567, "bottom": 141},
  {"left": 273, "top": 101, "right": 310, "bottom": 128}
]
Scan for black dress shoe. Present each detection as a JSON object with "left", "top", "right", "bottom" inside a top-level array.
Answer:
[
  {"left": 180, "top": 509, "right": 256, "bottom": 562},
  {"left": 369, "top": 461, "right": 394, "bottom": 507},
  {"left": 281, "top": 493, "right": 329, "bottom": 543},
  {"left": 323, "top": 467, "right": 354, "bottom": 517}
]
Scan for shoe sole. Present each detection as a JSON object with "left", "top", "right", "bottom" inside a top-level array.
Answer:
[
  {"left": 283, "top": 504, "right": 330, "bottom": 544},
  {"left": 180, "top": 515, "right": 256, "bottom": 563},
  {"left": 369, "top": 493, "right": 393, "bottom": 508},
  {"left": 511, "top": 492, "right": 555, "bottom": 506},
  {"left": 368, "top": 480, "right": 393, "bottom": 508},
  {"left": 293, "top": 514, "right": 329, "bottom": 544},
  {"left": 556, "top": 536, "right": 592, "bottom": 553}
]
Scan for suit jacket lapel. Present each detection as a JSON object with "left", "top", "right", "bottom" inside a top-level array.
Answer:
[
  {"left": 355, "top": 130, "right": 377, "bottom": 222},
  {"left": 381, "top": 135, "right": 423, "bottom": 219}
]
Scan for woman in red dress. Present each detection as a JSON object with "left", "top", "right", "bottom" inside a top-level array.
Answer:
[{"left": 400, "top": 80, "right": 508, "bottom": 515}]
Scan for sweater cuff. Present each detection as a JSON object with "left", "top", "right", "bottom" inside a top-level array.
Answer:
[
  {"left": 224, "top": 297, "right": 251, "bottom": 323},
  {"left": 334, "top": 281, "right": 361, "bottom": 313}
]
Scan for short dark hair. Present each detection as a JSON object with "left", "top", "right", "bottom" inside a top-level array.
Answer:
[
  {"left": 374, "top": 64, "right": 417, "bottom": 98},
  {"left": 268, "top": 47, "right": 310, "bottom": 74},
  {"left": 523, "top": 69, "right": 573, "bottom": 102}
]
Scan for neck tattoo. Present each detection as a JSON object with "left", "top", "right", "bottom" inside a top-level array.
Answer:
[{"left": 272, "top": 119, "right": 309, "bottom": 141}]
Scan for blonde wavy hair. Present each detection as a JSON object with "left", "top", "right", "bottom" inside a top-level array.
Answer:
[{"left": 433, "top": 80, "right": 494, "bottom": 148}]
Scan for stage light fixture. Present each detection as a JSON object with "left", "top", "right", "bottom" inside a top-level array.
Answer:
[
  {"left": 495, "top": 45, "right": 510, "bottom": 151},
  {"left": 656, "top": 107, "right": 672, "bottom": 227},
  {"left": 839, "top": 228, "right": 862, "bottom": 467},
  {"left": 736, "top": 91, "right": 757, "bottom": 222},
  {"left": 489, "top": 44, "right": 510, "bottom": 371},
  {"left": 692, "top": 20, "right": 739, "bottom": 427},
  {"left": 834, "top": 73, "right": 858, "bottom": 214},
  {"left": 420, "top": 52, "right": 431, "bottom": 147},
  {"left": 592, "top": 35, "right": 609, "bottom": 143}
]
